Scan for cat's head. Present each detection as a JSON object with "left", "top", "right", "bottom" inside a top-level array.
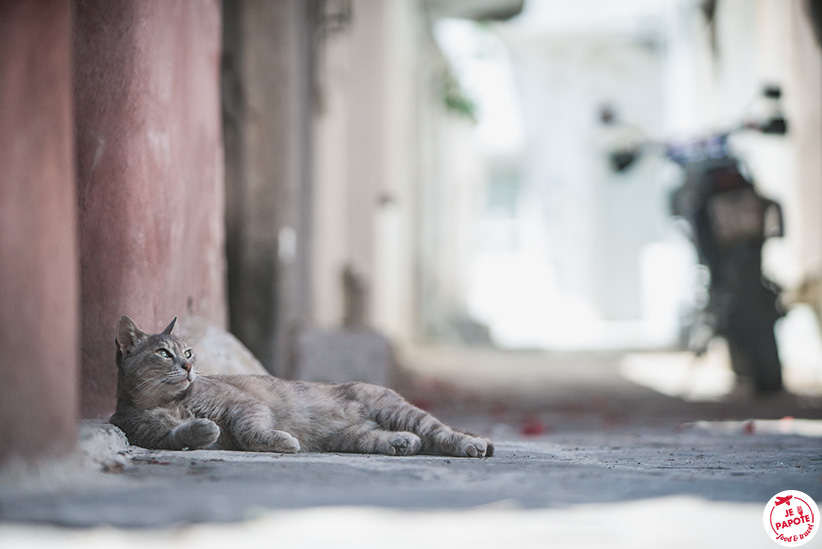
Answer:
[{"left": 115, "top": 315, "right": 196, "bottom": 407}]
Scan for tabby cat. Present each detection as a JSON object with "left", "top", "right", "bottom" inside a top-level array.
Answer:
[{"left": 110, "top": 316, "right": 493, "bottom": 457}]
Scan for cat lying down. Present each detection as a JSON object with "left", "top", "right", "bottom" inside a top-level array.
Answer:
[{"left": 110, "top": 316, "right": 493, "bottom": 458}]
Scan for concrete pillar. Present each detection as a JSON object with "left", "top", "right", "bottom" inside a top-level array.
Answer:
[
  {"left": 0, "top": 0, "right": 79, "bottom": 466},
  {"left": 223, "top": 0, "right": 314, "bottom": 377},
  {"left": 74, "top": 0, "right": 226, "bottom": 417}
]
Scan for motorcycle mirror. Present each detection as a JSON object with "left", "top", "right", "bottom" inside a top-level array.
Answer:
[
  {"left": 760, "top": 116, "right": 788, "bottom": 135},
  {"left": 763, "top": 85, "right": 782, "bottom": 99},
  {"left": 610, "top": 149, "right": 638, "bottom": 172}
]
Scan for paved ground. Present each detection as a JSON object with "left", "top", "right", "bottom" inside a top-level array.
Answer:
[{"left": 1, "top": 348, "right": 821, "bottom": 547}]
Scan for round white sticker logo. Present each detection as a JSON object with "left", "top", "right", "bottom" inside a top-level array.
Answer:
[{"left": 763, "top": 490, "right": 819, "bottom": 547}]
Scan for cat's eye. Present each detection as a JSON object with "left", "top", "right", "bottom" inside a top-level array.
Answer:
[
  {"left": 156, "top": 349, "right": 172, "bottom": 359},
  {"left": 184, "top": 350, "right": 192, "bottom": 359}
]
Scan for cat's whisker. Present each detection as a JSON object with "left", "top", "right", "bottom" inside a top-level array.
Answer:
[
  {"left": 195, "top": 376, "right": 218, "bottom": 384},
  {"left": 161, "top": 370, "right": 194, "bottom": 385},
  {"left": 130, "top": 374, "right": 166, "bottom": 393},
  {"left": 189, "top": 375, "right": 218, "bottom": 386}
]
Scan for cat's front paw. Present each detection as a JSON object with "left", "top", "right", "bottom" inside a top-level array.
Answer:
[
  {"left": 388, "top": 432, "right": 421, "bottom": 456},
  {"left": 459, "top": 436, "right": 492, "bottom": 458},
  {"left": 271, "top": 431, "right": 301, "bottom": 453},
  {"left": 172, "top": 418, "right": 220, "bottom": 449}
]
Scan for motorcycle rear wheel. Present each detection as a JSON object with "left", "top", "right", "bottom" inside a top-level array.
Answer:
[{"left": 725, "top": 312, "right": 782, "bottom": 394}]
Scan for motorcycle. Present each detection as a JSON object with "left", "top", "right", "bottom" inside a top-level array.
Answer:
[{"left": 608, "top": 86, "right": 788, "bottom": 393}]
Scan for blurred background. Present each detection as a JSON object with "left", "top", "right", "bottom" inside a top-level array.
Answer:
[{"left": 2, "top": 0, "right": 822, "bottom": 469}]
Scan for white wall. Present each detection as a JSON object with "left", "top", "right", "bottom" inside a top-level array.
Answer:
[{"left": 311, "top": 0, "right": 484, "bottom": 345}]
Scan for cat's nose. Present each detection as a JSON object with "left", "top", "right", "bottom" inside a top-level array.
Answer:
[{"left": 181, "top": 362, "right": 192, "bottom": 373}]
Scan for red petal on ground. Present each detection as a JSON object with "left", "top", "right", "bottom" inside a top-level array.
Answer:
[{"left": 520, "top": 415, "right": 549, "bottom": 437}]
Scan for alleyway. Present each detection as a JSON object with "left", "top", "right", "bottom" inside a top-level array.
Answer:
[
  {"left": 397, "top": 346, "right": 822, "bottom": 436},
  {"left": 1, "top": 348, "right": 820, "bottom": 548}
]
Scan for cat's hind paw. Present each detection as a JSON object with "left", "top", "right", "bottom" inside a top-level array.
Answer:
[
  {"left": 459, "top": 436, "right": 492, "bottom": 458},
  {"left": 388, "top": 432, "right": 421, "bottom": 456}
]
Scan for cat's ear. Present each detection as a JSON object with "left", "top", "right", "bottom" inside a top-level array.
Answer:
[
  {"left": 162, "top": 317, "right": 177, "bottom": 335},
  {"left": 116, "top": 315, "right": 147, "bottom": 355}
]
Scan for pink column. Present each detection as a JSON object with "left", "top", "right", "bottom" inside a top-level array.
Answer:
[
  {"left": 74, "top": 0, "right": 226, "bottom": 418},
  {"left": 0, "top": 0, "right": 79, "bottom": 466}
]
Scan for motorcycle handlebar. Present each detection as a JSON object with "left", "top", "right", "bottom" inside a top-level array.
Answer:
[{"left": 609, "top": 115, "right": 787, "bottom": 173}]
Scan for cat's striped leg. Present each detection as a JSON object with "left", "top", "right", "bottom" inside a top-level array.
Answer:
[
  {"left": 426, "top": 429, "right": 493, "bottom": 458},
  {"left": 334, "top": 382, "right": 494, "bottom": 457},
  {"left": 367, "top": 389, "right": 494, "bottom": 458},
  {"left": 401, "top": 412, "right": 493, "bottom": 458},
  {"left": 111, "top": 408, "right": 219, "bottom": 450},
  {"left": 225, "top": 405, "right": 301, "bottom": 453},
  {"left": 325, "top": 422, "right": 421, "bottom": 456},
  {"left": 238, "top": 429, "right": 301, "bottom": 453}
]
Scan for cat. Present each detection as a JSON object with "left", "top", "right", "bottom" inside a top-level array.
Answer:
[{"left": 110, "top": 316, "right": 493, "bottom": 458}]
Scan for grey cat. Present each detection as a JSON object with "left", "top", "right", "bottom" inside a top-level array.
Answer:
[{"left": 110, "top": 316, "right": 493, "bottom": 457}]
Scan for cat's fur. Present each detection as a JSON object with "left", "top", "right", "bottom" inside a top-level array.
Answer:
[{"left": 110, "top": 316, "right": 493, "bottom": 457}]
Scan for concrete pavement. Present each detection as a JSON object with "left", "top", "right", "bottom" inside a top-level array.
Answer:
[{"left": 1, "top": 347, "right": 821, "bottom": 547}]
